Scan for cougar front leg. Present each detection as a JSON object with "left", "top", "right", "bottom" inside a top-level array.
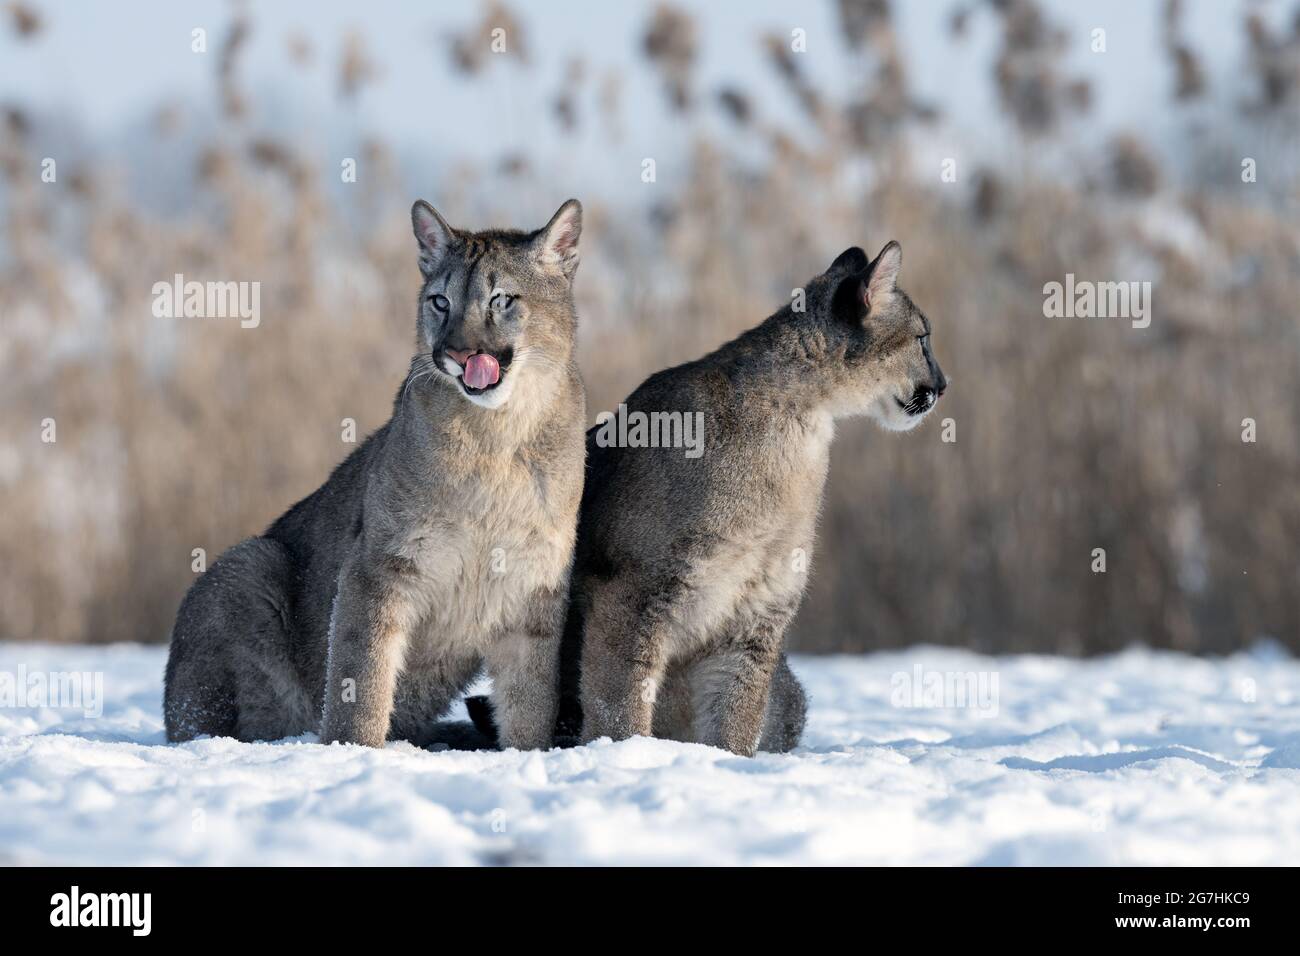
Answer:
[
  {"left": 692, "top": 608, "right": 794, "bottom": 756},
  {"left": 580, "top": 580, "right": 669, "bottom": 743},
  {"left": 320, "top": 558, "right": 414, "bottom": 748},
  {"left": 484, "top": 587, "right": 566, "bottom": 750}
]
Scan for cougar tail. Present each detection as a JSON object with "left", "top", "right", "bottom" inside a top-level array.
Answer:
[
  {"left": 423, "top": 718, "right": 499, "bottom": 751},
  {"left": 463, "top": 696, "right": 500, "bottom": 746}
]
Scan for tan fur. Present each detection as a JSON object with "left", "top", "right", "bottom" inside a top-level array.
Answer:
[
  {"left": 164, "top": 201, "right": 588, "bottom": 749},
  {"left": 558, "top": 241, "right": 945, "bottom": 755}
]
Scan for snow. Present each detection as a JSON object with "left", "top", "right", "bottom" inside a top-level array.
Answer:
[{"left": 1, "top": 642, "right": 1298, "bottom": 866}]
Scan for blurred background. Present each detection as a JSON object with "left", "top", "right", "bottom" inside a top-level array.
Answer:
[{"left": 1, "top": 0, "right": 1297, "bottom": 656}]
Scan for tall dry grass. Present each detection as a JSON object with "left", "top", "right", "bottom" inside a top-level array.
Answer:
[{"left": 1, "top": 0, "right": 1298, "bottom": 654}]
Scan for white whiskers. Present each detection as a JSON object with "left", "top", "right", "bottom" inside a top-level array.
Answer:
[{"left": 401, "top": 357, "right": 439, "bottom": 402}]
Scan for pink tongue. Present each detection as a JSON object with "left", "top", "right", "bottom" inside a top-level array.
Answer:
[{"left": 463, "top": 352, "right": 500, "bottom": 389}]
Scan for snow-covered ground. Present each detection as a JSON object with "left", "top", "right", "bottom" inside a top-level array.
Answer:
[{"left": 1, "top": 642, "right": 1298, "bottom": 866}]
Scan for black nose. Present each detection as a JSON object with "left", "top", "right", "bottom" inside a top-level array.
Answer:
[{"left": 934, "top": 368, "right": 947, "bottom": 397}]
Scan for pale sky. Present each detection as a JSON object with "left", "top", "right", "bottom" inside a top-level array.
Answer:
[{"left": 0, "top": 0, "right": 1266, "bottom": 203}]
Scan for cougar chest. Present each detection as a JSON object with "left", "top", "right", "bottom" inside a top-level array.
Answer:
[
  {"left": 666, "top": 414, "right": 829, "bottom": 653},
  {"left": 398, "top": 451, "right": 570, "bottom": 650}
]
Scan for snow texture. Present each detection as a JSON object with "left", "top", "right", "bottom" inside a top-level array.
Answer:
[{"left": 1, "top": 642, "right": 1297, "bottom": 865}]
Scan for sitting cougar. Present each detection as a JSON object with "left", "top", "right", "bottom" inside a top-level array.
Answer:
[
  {"left": 559, "top": 241, "right": 945, "bottom": 755},
  {"left": 164, "top": 200, "right": 587, "bottom": 749}
]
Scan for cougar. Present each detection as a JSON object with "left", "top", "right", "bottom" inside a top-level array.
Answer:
[
  {"left": 558, "top": 240, "right": 944, "bottom": 755},
  {"left": 164, "top": 199, "right": 587, "bottom": 749}
]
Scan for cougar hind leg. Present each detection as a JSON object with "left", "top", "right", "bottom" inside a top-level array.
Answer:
[
  {"left": 164, "top": 537, "right": 312, "bottom": 742},
  {"left": 757, "top": 654, "right": 807, "bottom": 753},
  {"left": 653, "top": 653, "right": 806, "bottom": 753}
]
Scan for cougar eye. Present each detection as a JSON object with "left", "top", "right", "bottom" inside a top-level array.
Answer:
[
  {"left": 491, "top": 292, "right": 516, "bottom": 310},
  {"left": 429, "top": 293, "right": 450, "bottom": 312}
]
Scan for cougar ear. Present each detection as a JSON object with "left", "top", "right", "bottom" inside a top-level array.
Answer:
[
  {"left": 533, "top": 199, "right": 583, "bottom": 279},
  {"left": 830, "top": 246, "right": 869, "bottom": 274},
  {"left": 831, "top": 273, "right": 869, "bottom": 325},
  {"left": 411, "top": 200, "right": 455, "bottom": 276},
  {"left": 864, "top": 240, "right": 901, "bottom": 312}
]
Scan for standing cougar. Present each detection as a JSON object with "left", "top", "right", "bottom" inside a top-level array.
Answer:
[
  {"left": 558, "top": 241, "right": 945, "bottom": 755},
  {"left": 164, "top": 200, "right": 587, "bottom": 749}
]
